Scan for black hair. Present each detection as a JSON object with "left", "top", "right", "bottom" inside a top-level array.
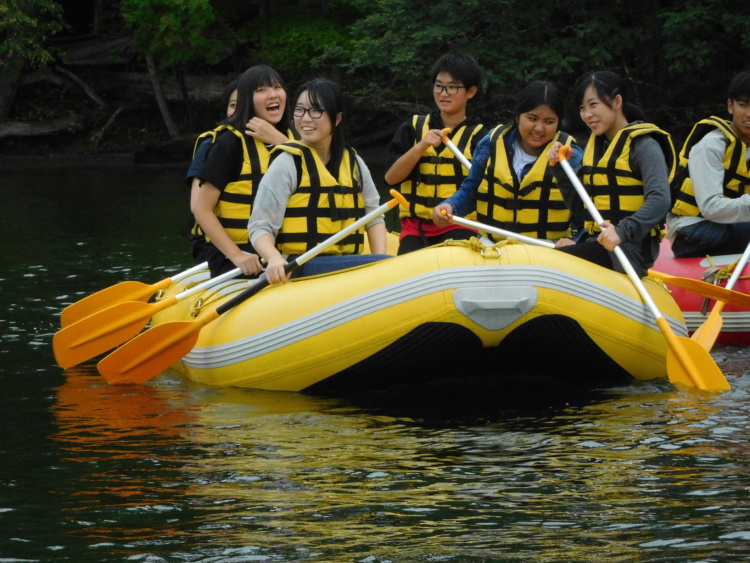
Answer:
[
  {"left": 430, "top": 52, "right": 483, "bottom": 94},
  {"left": 227, "top": 65, "right": 290, "bottom": 135},
  {"left": 514, "top": 80, "right": 565, "bottom": 125},
  {"left": 728, "top": 70, "right": 750, "bottom": 103},
  {"left": 573, "top": 70, "right": 646, "bottom": 123},
  {"left": 219, "top": 78, "right": 238, "bottom": 120},
  {"left": 294, "top": 78, "right": 347, "bottom": 174}
]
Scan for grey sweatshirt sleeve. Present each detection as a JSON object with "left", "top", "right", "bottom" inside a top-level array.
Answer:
[
  {"left": 615, "top": 135, "right": 671, "bottom": 243},
  {"left": 356, "top": 155, "right": 387, "bottom": 227},
  {"left": 690, "top": 130, "right": 750, "bottom": 223},
  {"left": 248, "top": 152, "right": 299, "bottom": 245}
]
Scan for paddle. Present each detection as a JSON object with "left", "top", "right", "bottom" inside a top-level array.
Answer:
[
  {"left": 54, "top": 267, "right": 246, "bottom": 368},
  {"left": 555, "top": 144, "right": 730, "bottom": 391},
  {"left": 440, "top": 128, "right": 472, "bottom": 170},
  {"left": 446, "top": 213, "right": 556, "bottom": 248},
  {"left": 691, "top": 242, "right": 750, "bottom": 350},
  {"left": 60, "top": 261, "right": 208, "bottom": 328},
  {"left": 447, "top": 213, "right": 750, "bottom": 309},
  {"left": 97, "top": 189, "right": 409, "bottom": 385},
  {"left": 437, "top": 132, "right": 750, "bottom": 310},
  {"left": 647, "top": 269, "right": 750, "bottom": 309}
]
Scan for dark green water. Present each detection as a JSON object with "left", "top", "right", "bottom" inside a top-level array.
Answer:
[{"left": 2, "top": 160, "right": 750, "bottom": 562}]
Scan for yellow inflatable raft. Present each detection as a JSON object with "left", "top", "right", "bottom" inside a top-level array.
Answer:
[{"left": 149, "top": 238, "right": 685, "bottom": 392}]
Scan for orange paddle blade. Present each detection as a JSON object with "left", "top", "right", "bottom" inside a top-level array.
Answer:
[
  {"left": 60, "top": 279, "right": 170, "bottom": 328},
  {"left": 656, "top": 318, "right": 730, "bottom": 391},
  {"left": 97, "top": 310, "right": 219, "bottom": 385},
  {"left": 648, "top": 270, "right": 750, "bottom": 309},
  {"left": 54, "top": 297, "right": 177, "bottom": 368}
]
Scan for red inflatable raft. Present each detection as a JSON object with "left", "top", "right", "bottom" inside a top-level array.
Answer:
[{"left": 652, "top": 238, "right": 750, "bottom": 346}]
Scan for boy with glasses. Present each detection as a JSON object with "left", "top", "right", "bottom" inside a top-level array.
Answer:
[{"left": 385, "top": 53, "right": 488, "bottom": 254}]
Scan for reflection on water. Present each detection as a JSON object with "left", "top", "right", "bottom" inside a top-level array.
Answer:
[
  {"left": 3, "top": 162, "right": 750, "bottom": 561},
  {"left": 41, "top": 366, "right": 750, "bottom": 561}
]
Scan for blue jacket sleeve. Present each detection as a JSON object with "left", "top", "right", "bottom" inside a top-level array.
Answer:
[
  {"left": 442, "top": 134, "right": 491, "bottom": 216},
  {"left": 186, "top": 137, "right": 212, "bottom": 183}
]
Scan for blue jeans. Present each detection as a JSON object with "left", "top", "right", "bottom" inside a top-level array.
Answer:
[
  {"left": 290, "top": 254, "right": 393, "bottom": 278},
  {"left": 672, "top": 221, "right": 750, "bottom": 258}
]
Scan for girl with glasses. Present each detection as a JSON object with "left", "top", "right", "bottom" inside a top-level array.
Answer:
[
  {"left": 193, "top": 65, "right": 293, "bottom": 278},
  {"left": 384, "top": 53, "right": 488, "bottom": 254},
  {"left": 249, "top": 78, "right": 390, "bottom": 284}
]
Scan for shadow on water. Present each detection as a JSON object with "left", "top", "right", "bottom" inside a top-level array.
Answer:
[{"left": 331, "top": 370, "right": 621, "bottom": 426}]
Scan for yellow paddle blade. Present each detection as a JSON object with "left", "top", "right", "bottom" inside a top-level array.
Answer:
[
  {"left": 657, "top": 318, "right": 730, "bottom": 391},
  {"left": 97, "top": 310, "right": 219, "bottom": 385},
  {"left": 54, "top": 297, "right": 176, "bottom": 369},
  {"left": 691, "top": 302, "right": 728, "bottom": 352},
  {"left": 60, "top": 279, "right": 169, "bottom": 328},
  {"left": 692, "top": 318, "right": 723, "bottom": 352}
]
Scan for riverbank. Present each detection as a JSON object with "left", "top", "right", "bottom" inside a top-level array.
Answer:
[
  {"left": 0, "top": 133, "right": 390, "bottom": 171},
  {"left": 0, "top": 71, "right": 402, "bottom": 172},
  {"left": 0, "top": 130, "right": 198, "bottom": 170}
]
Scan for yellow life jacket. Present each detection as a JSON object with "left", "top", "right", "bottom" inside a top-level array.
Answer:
[
  {"left": 670, "top": 116, "right": 750, "bottom": 217},
  {"left": 205, "top": 125, "right": 276, "bottom": 246},
  {"left": 581, "top": 122, "right": 676, "bottom": 235},
  {"left": 275, "top": 141, "right": 366, "bottom": 256},
  {"left": 399, "top": 114, "right": 485, "bottom": 220},
  {"left": 476, "top": 124, "right": 574, "bottom": 240}
]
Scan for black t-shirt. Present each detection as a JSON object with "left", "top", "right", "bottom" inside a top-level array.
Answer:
[{"left": 198, "top": 131, "right": 245, "bottom": 192}]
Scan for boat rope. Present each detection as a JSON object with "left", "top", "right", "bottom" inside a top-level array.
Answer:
[
  {"left": 700, "top": 255, "right": 748, "bottom": 314},
  {"left": 189, "top": 279, "right": 259, "bottom": 317}
]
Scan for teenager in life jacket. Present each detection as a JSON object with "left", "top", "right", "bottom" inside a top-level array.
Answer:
[
  {"left": 384, "top": 52, "right": 489, "bottom": 254},
  {"left": 666, "top": 70, "right": 750, "bottom": 258},
  {"left": 249, "top": 78, "right": 390, "bottom": 284},
  {"left": 547, "top": 70, "right": 675, "bottom": 278},
  {"left": 432, "top": 80, "right": 582, "bottom": 244},
  {"left": 183, "top": 78, "right": 237, "bottom": 263},
  {"left": 193, "top": 65, "right": 293, "bottom": 277}
]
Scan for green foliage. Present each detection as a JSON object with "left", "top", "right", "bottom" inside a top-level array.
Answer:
[
  {"left": 0, "top": 0, "right": 66, "bottom": 74},
  {"left": 246, "top": 15, "right": 353, "bottom": 75},
  {"left": 120, "top": 0, "right": 227, "bottom": 68},
  {"left": 4, "top": 0, "right": 750, "bottom": 144},
  {"left": 232, "top": 0, "right": 363, "bottom": 79},
  {"left": 336, "top": 0, "right": 750, "bottom": 132}
]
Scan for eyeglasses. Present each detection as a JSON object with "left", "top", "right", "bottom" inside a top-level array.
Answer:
[
  {"left": 293, "top": 106, "right": 324, "bottom": 119},
  {"left": 433, "top": 83, "right": 466, "bottom": 95}
]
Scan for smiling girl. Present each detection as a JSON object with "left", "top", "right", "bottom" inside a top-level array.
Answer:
[
  {"left": 433, "top": 80, "right": 580, "bottom": 243},
  {"left": 547, "top": 70, "right": 675, "bottom": 277},
  {"left": 193, "top": 65, "right": 293, "bottom": 278},
  {"left": 249, "top": 78, "right": 389, "bottom": 284}
]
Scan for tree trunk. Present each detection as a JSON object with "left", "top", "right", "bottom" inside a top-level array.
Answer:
[
  {"left": 0, "top": 66, "right": 21, "bottom": 121},
  {"left": 145, "top": 53, "right": 179, "bottom": 138},
  {"left": 0, "top": 115, "right": 88, "bottom": 139},
  {"left": 175, "top": 67, "right": 197, "bottom": 132},
  {"left": 93, "top": 0, "right": 105, "bottom": 34}
]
